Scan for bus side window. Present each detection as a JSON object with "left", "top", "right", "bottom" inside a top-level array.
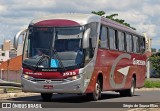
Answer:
[
  {"left": 137, "top": 37, "right": 140, "bottom": 53},
  {"left": 133, "top": 36, "right": 140, "bottom": 53},
  {"left": 109, "top": 28, "right": 116, "bottom": 50},
  {"left": 140, "top": 37, "right": 145, "bottom": 54},
  {"left": 115, "top": 30, "right": 118, "bottom": 50},
  {"left": 118, "top": 31, "right": 125, "bottom": 51},
  {"left": 99, "top": 26, "right": 108, "bottom": 48},
  {"left": 126, "top": 33, "right": 133, "bottom": 52}
]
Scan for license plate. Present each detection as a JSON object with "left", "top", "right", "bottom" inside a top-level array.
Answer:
[{"left": 44, "top": 85, "right": 53, "bottom": 89}]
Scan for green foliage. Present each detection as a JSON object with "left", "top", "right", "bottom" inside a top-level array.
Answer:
[
  {"left": 91, "top": 11, "right": 136, "bottom": 30},
  {"left": 149, "top": 54, "right": 160, "bottom": 76},
  {"left": 151, "top": 48, "right": 156, "bottom": 52},
  {"left": 106, "top": 13, "right": 118, "bottom": 20},
  {"left": 144, "top": 80, "right": 160, "bottom": 88},
  {"left": 92, "top": 11, "right": 105, "bottom": 16}
]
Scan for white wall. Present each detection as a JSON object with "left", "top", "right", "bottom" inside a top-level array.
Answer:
[{"left": 0, "top": 51, "right": 10, "bottom": 62}]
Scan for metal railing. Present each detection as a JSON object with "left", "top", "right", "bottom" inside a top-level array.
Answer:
[
  {"left": 0, "top": 81, "right": 21, "bottom": 88},
  {"left": 0, "top": 79, "right": 21, "bottom": 91}
]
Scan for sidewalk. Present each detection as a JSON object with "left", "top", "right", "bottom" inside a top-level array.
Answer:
[{"left": 0, "top": 92, "right": 39, "bottom": 100}]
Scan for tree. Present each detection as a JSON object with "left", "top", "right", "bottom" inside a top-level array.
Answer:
[
  {"left": 91, "top": 11, "right": 136, "bottom": 30},
  {"left": 151, "top": 48, "right": 156, "bottom": 52},
  {"left": 149, "top": 53, "right": 160, "bottom": 77}
]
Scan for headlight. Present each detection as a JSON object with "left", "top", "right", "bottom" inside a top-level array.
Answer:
[
  {"left": 22, "top": 74, "right": 34, "bottom": 80},
  {"left": 66, "top": 75, "right": 80, "bottom": 81}
]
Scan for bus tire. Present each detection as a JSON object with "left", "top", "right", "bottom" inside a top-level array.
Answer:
[
  {"left": 120, "top": 78, "right": 136, "bottom": 97},
  {"left": 87, "top": 79, "right": 102, "bottom": 101},
  {"left": 41, "top": 93, "right": 53, "bottom": 101}
]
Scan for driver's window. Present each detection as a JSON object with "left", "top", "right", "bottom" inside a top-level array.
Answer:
[
  {"left": 140, "top": 37, "right": 145, "bottom": 54},
  {"left": 85, "top": 22, "right": 98, "bottom": 59}
]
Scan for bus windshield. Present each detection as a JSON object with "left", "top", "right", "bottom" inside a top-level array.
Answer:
[{"left": 23, "top": 26, "right": 84, "bottom": 70}]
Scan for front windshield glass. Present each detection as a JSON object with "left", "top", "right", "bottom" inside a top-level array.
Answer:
[
  {"left": 29, "top": 27, "right": 53, "bottom": 58},
  {"left": 53, "top": 27, "right": 84, "bottom": 68},
  {"left": 23, "top": 26, "right": 84, "bottom": 69}
]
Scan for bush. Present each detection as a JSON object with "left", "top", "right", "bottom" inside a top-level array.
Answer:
[
  {"left": 144, "top": 80, "right": 160, "bottom": 88},
  {"left": 149, "top": 54, "right": 160, "bottom": 77}
]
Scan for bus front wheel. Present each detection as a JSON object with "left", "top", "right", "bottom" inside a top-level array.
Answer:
[
  {"left": 41, "top": 93, "right": 53, "bottom": 101},
  {"left": 87, "top": 79, "right": 102, "bottom": 101}
]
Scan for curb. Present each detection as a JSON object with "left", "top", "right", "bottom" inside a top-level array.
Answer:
[{"left": 136, "top": 88, "right": 160, "bottom": 91}]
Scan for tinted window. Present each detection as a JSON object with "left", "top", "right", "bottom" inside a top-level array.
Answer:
[
  {"left": 140, "top": 37, "right": 145, "bottom": 53},
  {"left": 109, "top": 28, "right": 116, "bottom": 50},
  {"left": 29, "top": 30, "right": 53, "bottom": 57},
  {"left": 55, "top": 39, "right": 81, "bottom": 52},
  {"left": 126, "top": 34, "right": 133, "bottom": 52},
  {"left": 118, "top": 31, "right": 125, "bottom": 51},
  {"left": 100, "top": 26, "right": 108, "bottom": 48},
  {"left": 85, "top": 22, "right": 98, "bottom": 48},
  {"left": 133, "top": 36, "right": 140, "bottom": 53}
]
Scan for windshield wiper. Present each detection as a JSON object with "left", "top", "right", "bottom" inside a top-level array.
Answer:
[
  {"left": 34, "top": 54, "right": 50, "bottom": 72},
  {"left": 52, "top": 49, "right": 66, "bottom": 71}
]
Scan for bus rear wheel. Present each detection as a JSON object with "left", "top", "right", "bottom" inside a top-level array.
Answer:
[
  {"left": 41, "top": 93, "right": 53, "bottom": 101},
  {"left": 120, "top": 78, "right": 136, "bottom": 97},
  {"left": 87, "top": 80, "right": 102, "bottom": 101}
]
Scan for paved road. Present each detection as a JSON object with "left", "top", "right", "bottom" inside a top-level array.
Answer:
[{"left": 0, "top": 90, "right": 160, "bottom": 111}]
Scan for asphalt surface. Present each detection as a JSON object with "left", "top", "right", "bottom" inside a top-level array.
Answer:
[{"left": 0, "top": 90, "right": 160, "bottom": 111}]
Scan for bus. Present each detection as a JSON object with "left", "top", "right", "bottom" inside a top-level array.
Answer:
[{"left": 14, "top": 13, "right": 147, "bottom": 101}]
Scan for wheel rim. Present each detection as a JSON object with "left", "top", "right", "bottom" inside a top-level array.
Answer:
[
  {"left": 95, "top": 82, "right": 101, "bottom": 99},
  {"left": 131, "top": 80, "right": 135, "bottom": 95}
]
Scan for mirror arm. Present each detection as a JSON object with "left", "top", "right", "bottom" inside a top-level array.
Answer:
[{"left": 14, "top": 28, "right": 27, "bottom": 49}]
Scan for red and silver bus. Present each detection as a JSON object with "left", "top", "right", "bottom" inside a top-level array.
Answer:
[{"left": 14, "top": 14, "right": 147, "bottom": 101}]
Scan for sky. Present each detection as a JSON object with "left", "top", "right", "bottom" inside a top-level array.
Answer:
[{"left": 0, "top": 0, "right": 160, "bottom": 49}]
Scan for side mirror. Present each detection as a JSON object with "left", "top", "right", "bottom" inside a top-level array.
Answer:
[
  {"left": 14, "top": 29, "right": 27, "bottom": 50},
  {"left": 83, "top": 28, "right": 91, "bottom": 49}
]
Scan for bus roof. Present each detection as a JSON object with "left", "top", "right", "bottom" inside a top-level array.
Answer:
[
  {"left": 101, "top": 17, "right": 143, "bottom": 37},
  {"left": 30, "top": 13, "right": 101, "bottom": 26},
  {"left": 30, "top": 13, "right": 143, "bottom": 37}
]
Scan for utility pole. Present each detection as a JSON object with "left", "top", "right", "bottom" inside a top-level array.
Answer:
[{"left": 143, "top": 33, "right": 151, "bottom": 78}]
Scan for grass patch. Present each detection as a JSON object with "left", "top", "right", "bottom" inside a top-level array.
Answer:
[{"left": 144, "top": 80, "right": 160, "bottom": 88}]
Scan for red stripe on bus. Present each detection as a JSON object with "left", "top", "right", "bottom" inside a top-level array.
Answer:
[{"left": 34, "top": 19, "right": 80, "bottom": 27}]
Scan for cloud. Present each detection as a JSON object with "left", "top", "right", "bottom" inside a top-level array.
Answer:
[
  {"left": 136, "top": 23, "right": 157, "bottom": 37},
  {"left": 116, "top": 11, "right": 148, "bottom": 24},
  {"left": 0, "top": 0, "right": 159, "bottom": 49},
  {"left": 0, "top": 4, "right": 7, "bottom": 14},
  {"left": 142, "top": 3, "right": 160, "bottom": 17}
]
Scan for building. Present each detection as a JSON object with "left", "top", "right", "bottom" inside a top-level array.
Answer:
[
  {"left": 0, "top": 55, "right": 22, "bottom": 82},
  {"left": 0, "top": 39, "right": 23, "bottom": 62},
  {"left": 0, "top": 39, "right": 23, "bottom": 82},
  {"left": 0, "top": 50, "right": 10, "bottom": 63},
  {"left": 2, "top": 40, "right": 11, "bottom": 51}
]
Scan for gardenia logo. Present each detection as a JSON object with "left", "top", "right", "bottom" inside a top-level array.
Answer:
[{"left": 133, "top": 58, "right": 146, "bottom": 66}]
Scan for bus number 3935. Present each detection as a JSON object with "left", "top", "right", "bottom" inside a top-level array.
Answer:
[{"left": 63, "top": 72, "right": 76, "bottom": 76}]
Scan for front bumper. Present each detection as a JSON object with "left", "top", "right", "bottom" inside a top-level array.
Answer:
[{"left": 21, "top": 75, "right": 85, "bottom": 93}]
